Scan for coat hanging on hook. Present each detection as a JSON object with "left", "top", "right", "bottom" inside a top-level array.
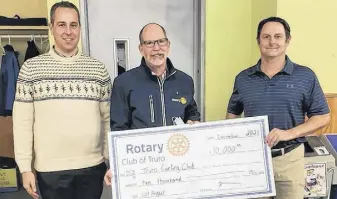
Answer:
[
  {"left": 24, "top": 40, "right": 40, "bottom": 61},
  {"left": 0, "top": 48, "right": 19, "bottom": 115}
]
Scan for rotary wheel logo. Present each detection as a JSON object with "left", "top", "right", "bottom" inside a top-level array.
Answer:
[
  {"left": 180, "top": 97, "right": 187, "bottom": 105},
  {"left": 167, "top": 134, "right": 189, "bottom": 156}
]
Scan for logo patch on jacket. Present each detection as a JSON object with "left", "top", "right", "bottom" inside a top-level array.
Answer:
[{"left": 172, "top": 97, "right": 187, "bottom": 105}]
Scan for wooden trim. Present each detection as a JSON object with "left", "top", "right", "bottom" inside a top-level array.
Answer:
[
  {"left": 325, "top": 93, "right": 337, "bottom": 98},
  {"left": 312, "top": 93, "right": 337, "bottom": 135},
  {"left": 0, "top": 26, "right": 49, "bottom": 30}
]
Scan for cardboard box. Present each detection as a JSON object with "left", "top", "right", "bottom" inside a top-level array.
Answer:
[
  {"left": 0, "top": 116, "right": 14, "bottom": 158},
  {"left": 0, "top": 168, "right": 19, "bottom": 192}
]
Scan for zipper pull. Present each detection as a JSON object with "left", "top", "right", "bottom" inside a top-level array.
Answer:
[{"left": 149, "top": 95, "right": 155, "bottom": 123}]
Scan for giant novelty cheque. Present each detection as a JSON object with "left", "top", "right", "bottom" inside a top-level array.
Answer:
[{"left": 108, "top": 116, "right": 276, "bottom": 199}]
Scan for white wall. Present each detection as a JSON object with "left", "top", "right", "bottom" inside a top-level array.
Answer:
[{"left": 84, "top": 0, "right": 196, "bottom": 80}]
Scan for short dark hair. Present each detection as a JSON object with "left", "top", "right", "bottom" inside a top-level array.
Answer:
[
  {"left": 50, "top": 1, "right": 81, "bottom": 25},
  {"left": 256, "top": 17, "right": 291, "bottom": 42},
  {"left": 139, "top": 23, "right": 167, "bottom": 43}
]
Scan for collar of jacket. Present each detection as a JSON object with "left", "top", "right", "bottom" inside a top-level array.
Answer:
[{"left": 140, "top": 57, "right": 177, "bottom": 80}]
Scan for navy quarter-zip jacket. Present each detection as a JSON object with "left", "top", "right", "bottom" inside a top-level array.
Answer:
[{"left": 110, "top": 57, "right": 200, "bottom": 130}]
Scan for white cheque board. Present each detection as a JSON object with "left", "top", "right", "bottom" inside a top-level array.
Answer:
[{"left": 108, "top": 116, "right": 276, "bottom": 199}]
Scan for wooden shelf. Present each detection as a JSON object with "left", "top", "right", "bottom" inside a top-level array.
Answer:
[{"left": 0, "top": 26, "right": 49, "bottom": 30}]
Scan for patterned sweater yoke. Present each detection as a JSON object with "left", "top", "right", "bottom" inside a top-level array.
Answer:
[{"left": 16, "top": 49, "right": 111, "bottom": 103}]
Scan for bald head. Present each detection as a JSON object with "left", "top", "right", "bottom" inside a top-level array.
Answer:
[
  {"left": 139, "top": 23, "right": 167, "bottom": 43},
  {"left": 138, "top": 23, "right": 170, "bottom": 72}
]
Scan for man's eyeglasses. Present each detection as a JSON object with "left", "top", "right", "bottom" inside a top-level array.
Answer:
[{"left": 142, "top": 38, "right": 169, "bottom": 48}]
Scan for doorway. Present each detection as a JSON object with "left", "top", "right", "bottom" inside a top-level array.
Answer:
[{"left": 79, "top": 0, "right": 205, "bottom": 120}]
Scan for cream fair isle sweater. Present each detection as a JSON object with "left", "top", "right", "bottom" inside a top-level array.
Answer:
[{"left": 13, "top": 48, "right": 111, "bottom": 173}]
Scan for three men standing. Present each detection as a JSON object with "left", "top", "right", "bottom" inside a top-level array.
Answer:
[{"left": 12, "top": 2, "right": 330, "bottom": 198}]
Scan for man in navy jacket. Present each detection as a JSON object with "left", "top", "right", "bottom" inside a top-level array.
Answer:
[{"left": 104, "top": 23, "right": 200, "bottom": 184}]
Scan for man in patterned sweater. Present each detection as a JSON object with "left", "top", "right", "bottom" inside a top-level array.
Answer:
[{"left": 13, "top": 2, "right": 111, "bottom": 199}]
